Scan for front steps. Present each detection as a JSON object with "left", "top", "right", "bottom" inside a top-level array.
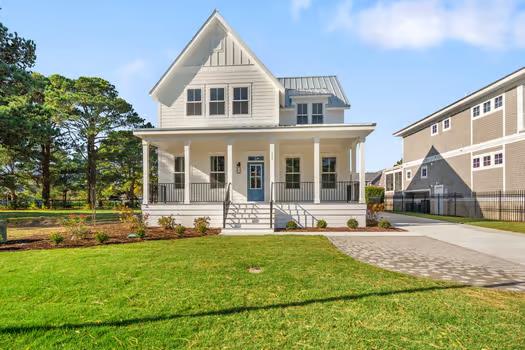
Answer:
[{"left": 224, "top": 202, "right": 272, "bottom": 231}]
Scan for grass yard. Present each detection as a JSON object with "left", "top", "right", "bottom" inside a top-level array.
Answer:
[
  {"left": 396, "top": 211, "right": 525, "bottom": 234},
  {"left": 0, "top": 236, "right": 524, "bottom": 349},
  {"left": 0, "top": 209, "right": 124, "bottom": 222}
]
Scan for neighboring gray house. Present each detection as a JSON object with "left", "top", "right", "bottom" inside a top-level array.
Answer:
[{"left": 384, "top": 67, "right": 525, "bottom": 197}]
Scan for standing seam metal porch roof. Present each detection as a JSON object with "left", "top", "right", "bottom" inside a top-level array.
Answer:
[{"left": 277, "top": 76, "right": 350, "bottom": 108}]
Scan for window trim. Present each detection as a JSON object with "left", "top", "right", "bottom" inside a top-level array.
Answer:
[
  {"left": 186, "top": 87, "right": 203, "bottom": 116},
  {"left": 296, "top": 103, "right": 308, "bottom": 124},
  {"left": 321, "top": 156, "right": 337, "bottom": 189},
  {"left": 231, "top": 85, "right": 251, "bottom": 116},
  {"left": 208, "top": 86, "right": 226, "bottom": 117},
  {"left": 209, "top": 155, "right": 226, "bottom": 189},
  {"left": 385, "top": 173, "right": 394, "bottom": 192},
  {"left": 471, "top": 94, "right": 504, "bottom": 119},
  {"left": 472, "top": 150, "right": 504, "bottom": 171},
  {"left": 285, "top": 157, "right": 301, "bottom": 189},
  {"left": 406, "top": 169, "right": 412, "bottom": 181},
  {"left": 312, "top": 103, "right": 324, "bottom": 124},
  {"left": 173, "top": 156, "right": 185, "bottom": 189},
  {"left": 430, "top": 123, "right": 438, "bottom": 136},
  {"left": 421, "top": 165, "right": 428, "bottom": 179},
  {"left": 442, "top": 117, "right": 451, "bottom": 131}
]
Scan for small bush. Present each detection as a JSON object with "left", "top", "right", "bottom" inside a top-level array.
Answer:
[
  {"left": 62, "top": 214, "right": 90, "bottom": 239},
  {"left": 117, "top": 205, "right": 135, "bottom": 227},
  {"left": 378, "top": 218, "right": 392, "bottom": 229},
  {"left": 316, "top": 219, "right": 327, "bottom": 229},
  {"left": 49, "top": 232, "right": 64, "bottom": 245},
  {"left": 194, "top": 217, "right": 210, "bottom": 235},
  {"left": 286, "top": 220, "right": 298, "bottom": 230},
  {"left": 347, "top": 218, "right": 358, "bottom": 229},
  {"left": 136, "top": 228, "right": 146, "bottom": 239},
  {"left": 94, "top": 231, "right": 109, "bottom": 244},
  {"left": 175, "top": 224, "right": 186, "bottom": 237},
  {"left": 365, "top": 185, "right": 385, "bottom": 204},
  {"left": 158, "top": 215, "right": 176, "bottom": 230}
]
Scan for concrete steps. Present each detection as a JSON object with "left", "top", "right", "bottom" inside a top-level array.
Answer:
[{"left": 224, "top": 202, "right": 272, "bottom": 230}]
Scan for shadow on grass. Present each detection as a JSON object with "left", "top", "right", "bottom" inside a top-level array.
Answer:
[{"left": 0, "top": 284, "right": 467, "bottom": 334}]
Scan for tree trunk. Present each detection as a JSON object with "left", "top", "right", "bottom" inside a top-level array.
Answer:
[
  {"left": 41, "top": 142, "right": 51, "bottom": 208},
  {"left": 87, "top": 136, "right": 97, "bottom": 209},
  {"left": 128, "top": 177, "right": 135, "bottom": 207},
  {"left": 62, "top": 189, "right": 68, "bottom": 208}
]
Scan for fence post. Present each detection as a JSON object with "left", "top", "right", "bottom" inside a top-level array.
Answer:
[{"left": 498, "top": 190, "right": 502, "bottom": 221}]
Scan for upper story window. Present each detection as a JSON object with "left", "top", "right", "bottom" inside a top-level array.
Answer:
[
  {"left": 483, "top": 101, "right": 491, "bottom": 113},
  {"left": 321, "top": 157, "right": 336, "bottom": 189},
  {"left": 406, "top": 169, "right": 412, "bottom": 180},
  {"left": 174, "top": 157, "right": 185, "bottom": 189},
  {"left": 472, "top": 105, "right": 480, "bottom": 117},
  {"left": 297, "top": 104, "right": 308, "bottom": 124},
  {"left": 443, "top": 118, "right": 451, "bottom": 131},
  {"left": 483, "top": 155, "right": 491, "bottom": 167},
  {"left": 186, "top": 88, "right": 202, "bottom": 116},
  {"left": 210, "top": 156, "right": 225, "bottom": 189},
  {"left": 473, "top": 157, "right": 480, "bottom": 169},
  {"left": 385, "top": 173, "right": 393, "bottom": 191},
  {"left": 233, "top": 87, "right": 249, "bottom": 115},
  {"left": 473, "top": 152, "right": 503, "bottom": 170},
  {"left": 285, "top": 158, "right": 300, "bottom": 189},
  {"left": 494, "top": 95, "right": 503, "bottom": 109},
  {"left": 209, "top": 88, "right": 225, "bottom": 115},
  {"left": 431, "top": 123, "right": 438, "bottom": 136},
  {"left": 494, "top": 152, "right": 503, "bottom": 165},
  {"left": 421, "top": 165, "right": 428, "bottom": 179},
  {"left": 312, "top": 103, "right": 323, "bottom": 124},
  {"left": 394, "top": 172, "right": 402, "bottom": 191}
]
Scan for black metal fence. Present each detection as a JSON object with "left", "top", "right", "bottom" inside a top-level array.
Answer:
[
  {"left": 385, "top": 190, "right": 525, "bottom": 222},
  {"left": 150, "top": 183, "right": 184, "bottom": 204},
  {"left": 273, "top": 181, "right": 359, "bottom": 203},
  {"left": 190, "top": 183, "right": 226, "bottom": 203}
]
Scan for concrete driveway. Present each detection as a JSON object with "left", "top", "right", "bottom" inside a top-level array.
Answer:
[{"left": 380, "top": 212, "right": 525, "bottom": 266}]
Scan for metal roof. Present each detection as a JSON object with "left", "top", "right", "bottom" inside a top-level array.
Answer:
[{"left": 277, "top": 76, "right": 350, "bottom": 108}]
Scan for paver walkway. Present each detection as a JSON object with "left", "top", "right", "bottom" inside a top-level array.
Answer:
[{"left": 330, "top": 236, "right": 525, "bottom": 292}]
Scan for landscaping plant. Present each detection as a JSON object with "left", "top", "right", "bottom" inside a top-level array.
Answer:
[
  {"left": 158, "top": 215, "right": 176, "bottom": 230},
  {"left": 316, "top": 219, "right": 327, "bottom": 229},
  {"left": 378, "top": 218, "right": 392, "bottom": 229},
  {"left": 62, "top": 214, "right": 90, "bottom": 239},
  {"left": 286, "top": 220, "right": 298, "bottom": 230},
  {"left": 94, "top": 231, "right": 109, "bottom": 244},
  {"left": 175, "top": 224, "right": 186, "bottom": 237},
  {"left": 49, "top": 232, "right": 64, "bottom": 245},
  {"left": 194, "top": 217, "right": 210, "bottom": 235},
  {"left": 347, "top": 218, "right": 358, "bottom": 229}
]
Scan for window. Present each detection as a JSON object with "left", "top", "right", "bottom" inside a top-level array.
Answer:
[
  {"left": 483, "top": 155, "right": 491, "bottom": 167},
  {"left": 285, "top": 158, "right": 300, "bottom": 189},
  {"left": 473, "top": 157, "right": 480, "bottom": 169},
  {"left": 297, "top": 104, "right": 308, "bottom": 124},
  {"left": 174, "top": 157, "right": 185, "bottom": 189},
  {"left": 233, "top": 87, "right": 249, "bottom": 114},
  {"left": 209, "top": 88, "right": 225, "bottom": 115},
  {"left": 386, "top": 173, "right": 393, "bottom": 191},
  {"left": 210, "top": 156, "right": 225, "bottom": 189},
  {"left": 472, "top": 105, "right": 480, "bottom": 117},
  {"left": 321, "top": 157, "right": 336, "bottom": 189},
  {"left": 494, "top": 95, "right": 503, "bottom": 109},
  {"left": 421, "top": 165, "right": 428, "bottom": 179},
  {"left": 495, "top": 153, "right": 503, "bottom": 165},
  {"left": 483, "top": 101, "right": 491, "bottom": 113},
  {"left": 186, "top": 89, "right": 202, "bottom": 116},
  {"left": 406, "top": 169, "right": 412, "bottom": 180},
  {"left": 431, "top": 123, "right": 438, "bottom": 136},
  {"left": 443, "top": 118, "right": 451, "bottom": 131},
  {"left": 394, "top": 172, "right": 402, "bottom": 191},
  {"left": 312, "top": 103, "right": 323, "bottom": 124}
]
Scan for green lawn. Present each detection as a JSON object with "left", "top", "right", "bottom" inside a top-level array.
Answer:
[
  {"left": 396, "top": 211, "right": 525, "bottom": 234},
  {"left": 0, "top": 209, "right": 126, "bottom": 223},
  {"left": 0, "top": 237, "right": 523, "bottom": 349}
]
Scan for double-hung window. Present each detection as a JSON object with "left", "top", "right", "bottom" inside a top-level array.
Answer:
[
  {"left": 209, "top": 88, "right": 225, "bottom": 115},
  {"left": 312, "top": 103, "right": 323, "bottom": 124},
  {"left": 210, "top": 156, "right": 225, "bottom": 189},
  {"left": 421, "top": 165, "right": 428, "bottom": 179},
  {"left": 443, "top": 118, "right": 451, "bottom": 131},
  {"left": 321, "top": 157, "right": 336, "bottom": 189},
  {"left": 386, "top": 173, "right": 393, "bottom": 191},
  {"left": 285, "top": 158, "right": 300, "bottom": 189},
  {"left": 483, "top": 155, "right": 491, "bottom": 167},
  {"left": 297, "top": 104, "right": 308, "bottom": 124},
  {"left": 186, "top": 89, "right": 202, "bottom": 116},
  {"left": 472, "top": 105, "right": 480, "bottom": 117},
  {"left": 174, "top": 157, "right": 185, "bottom": 189},
  {"left": 494, "top": 153, "right": 503, "bottom": 165},
  {"left": 431, "top": 123, "right": 438, "bottom": 136},
  {"left": 473, "top": 157, "right": 480, "bottom": 169},
  {"left": 483, "top": 101, "right": 491, "bottom": 113},
  {"left": 494, "top": 96, "right": 503, "bottom": 109},
  {"left": 233, "top": 87, "right": 249, "bottom": 115}
]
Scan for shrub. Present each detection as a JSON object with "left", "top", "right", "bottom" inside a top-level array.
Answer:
[
  {"left": 316, "top": 219, "right": 327, "bottom": 229},
  {"left": 136, "top": 228, "right": 146, "bottom": 239},
  {"left": 134, "top": 213, "right": 149, "bottom": 239},
  {"left": 378, "top": 218, "right": 392, "bottom": 229},
  {"left": 365, "top": 185, "right": 385, "bottom": 204},
  {"left": 62, "top": 214, "right": 90, "bottom": 239},
  {"left": 94, "top": 231, "right": 109, "bottom": 244},
  {"left": 347, "top": 218, "right": 358, "bottom": 229},
  {"left": 117, "top": 205, "right": 135, "bottom": 227},
  {"left": 367, "top": 203, "right": 385, "bottom": 223},
  {"left": 49, "top": 232, "right": 64, "bottom": 245},
  {"left": 158, "top": 215, "right": 176, "bottom": 231},
  {"left": 175, "top": 224, "right": 186, "bottom": 237},
  {"left": 194, "top": 216, "right": 210, "bottom": 235},
  {"left": 286, "top": 220, "right": 298, "bottom": 230}
]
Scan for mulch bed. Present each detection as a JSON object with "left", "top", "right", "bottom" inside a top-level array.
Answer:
[
  {"left": 274, "top": 226, "right": 405, "bottom": 232},
  {"left": 0, "top": 223, "right": 220, "bottom": 252}
]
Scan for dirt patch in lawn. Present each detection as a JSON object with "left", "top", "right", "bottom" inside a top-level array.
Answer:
[
  {"left": 0, "top": 223, "right": 220, "bottom": 252},
  {"left": 274, "top": 226, "right": 405, "bottom": 233}
]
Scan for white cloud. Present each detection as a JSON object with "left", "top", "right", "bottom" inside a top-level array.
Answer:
[
  {"left": 328, "top": 0, "right": 525, "bottom": 50},
  {"left": 291, "top": 0, "right": 312, "bottom": 21}
]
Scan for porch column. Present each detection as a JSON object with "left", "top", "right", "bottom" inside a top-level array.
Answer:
[
  {"left": 314, "top": 137, "right": 320, "bottom": 204},
  {"left": 142, "top": 141, "right": 150, "bottom": 205},
  {"left": 227, "top": 142, "right": 233, "bottom": 197},
  {"left": 269, "top": 141, "right": 275, "bottom": 201},
  {"left": 184, "top": 141, "right": 191, "bottom": 204},
  {"left": 359, "top": 138, "right": 366, "bottom": 204}
]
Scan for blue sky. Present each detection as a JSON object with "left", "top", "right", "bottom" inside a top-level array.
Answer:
[{"left": 2, "top": 0, "right": 525, "bottom": 171}]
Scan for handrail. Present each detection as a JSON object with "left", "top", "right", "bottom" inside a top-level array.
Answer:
[
  {"left": 222, "top": 183, "right": 231, "bottom": 229},
  {"left": 270, "top": 182, "right": 273, "bottom": 229}
]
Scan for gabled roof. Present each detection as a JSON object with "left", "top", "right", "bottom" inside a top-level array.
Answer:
[
  {"left": 150, "top": 10, "right": 284, "bottom": 100},
  {"left": 278, "top": 76, "right": 350, "bottom": 108}
]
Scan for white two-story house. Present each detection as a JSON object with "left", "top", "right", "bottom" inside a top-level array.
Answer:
[{"left": 134, "top": 10, "right": 375, "bottom": 231}]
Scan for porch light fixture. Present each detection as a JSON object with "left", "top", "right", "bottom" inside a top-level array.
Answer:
[{"left": 236, "top": 162, "right": 242, "bottom": 174}]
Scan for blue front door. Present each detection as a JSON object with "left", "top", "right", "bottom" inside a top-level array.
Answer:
[{"left": 247, "top": 162, "right": 264, "bottom": 201}]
